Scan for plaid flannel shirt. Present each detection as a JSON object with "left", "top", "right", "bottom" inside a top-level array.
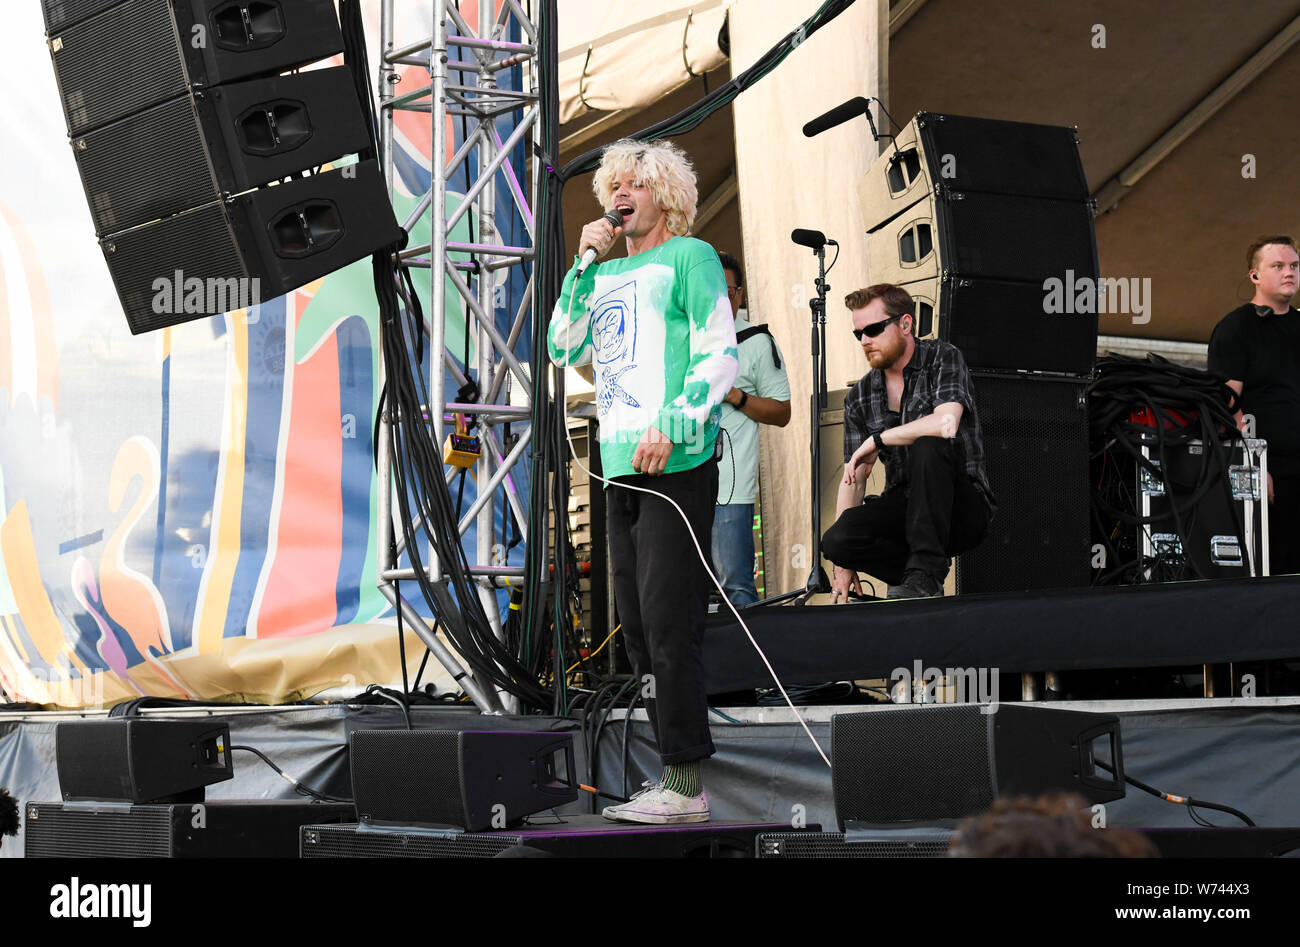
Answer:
[{"left": 842, "top": 338, "right": 996, "bottom": 513}]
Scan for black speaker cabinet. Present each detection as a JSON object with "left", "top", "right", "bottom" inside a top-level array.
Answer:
[
  {"left": 899, "top": 276, "right": 1097, "bottom": 377},
  {"left": 860, "top": 111, "right": 1098, "bottom": 376},
  {"left": 102, "top": 160, "right": 402, "bottom": 333},
  {"left": 830, "top": 704, "right": 1124, "bottom": 829},
  {"left": 759, "top": 827, "right": 1300, "bottom": 859},
  {"left": 758, "top": 828, "right": 952, "bottom": 859},
  {"left": 958, "top": 371, "right": 1092, "bottom": 593},
  {"left": 25, "top": 800, "right": 354, "bottom": 857},
  {"left": 349, "top": 729, "right": 579, "bottom": 831},
  {"left": 859, "top": 112, "right": 1090, "bottom": 233},
  {"left": 868, "top": 190, "right": 1097, "bottom": 287},
  {"left": 45, "top": 0, "right": 397, "bottom": 333},
  {"left": 56, "top": 717, "right": 234, "bottom": 803},
  {"left": 45, "top": 0, "right": 345, "bottom": 135},
  {"left": 72, "top": 66, "right": 372, "bottom": 236}
]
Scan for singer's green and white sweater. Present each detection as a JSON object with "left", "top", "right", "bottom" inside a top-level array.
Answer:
[{"left": 547, "top": 236, "right": 739, "bottom": 481}]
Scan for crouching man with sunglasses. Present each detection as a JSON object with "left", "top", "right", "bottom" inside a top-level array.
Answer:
[{"left": 824, "top": 284, "right": 996, "bottom": 601}]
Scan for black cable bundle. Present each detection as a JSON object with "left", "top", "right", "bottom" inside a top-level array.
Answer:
[
  {"left": 526, "top": 0, "right": 588, "bottom": 716},
  {"left": 1089, "top": 353, "right": 1247, "bottom": 583},
  {"left": 571, "top": 677, "right": 639, "bottom": 811},
  {"left": 382, "top": 256, "right": 555, "bottom": 708}
]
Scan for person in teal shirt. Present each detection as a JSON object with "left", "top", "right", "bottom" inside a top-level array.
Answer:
[
  {"left": 548, "top": 139, "right": 737, "bottom": 824},
  {"left": 712, "top": 250, "right": 791, "bottom": 606}
]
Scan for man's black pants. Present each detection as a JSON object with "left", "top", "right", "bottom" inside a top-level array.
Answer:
[
  {"left": 607, "top": 457, "right": 717, "bottom": 765},
  {"left": 1271, "top": 472, "right": 1300, "bottom": 576},
  {"left": 822, "top": 437, "right": 991, "bottom": 585}
]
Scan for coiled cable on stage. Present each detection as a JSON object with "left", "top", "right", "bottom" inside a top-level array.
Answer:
[{"left": 1089, "top": 352, "right": 1246, "bottom": 584}]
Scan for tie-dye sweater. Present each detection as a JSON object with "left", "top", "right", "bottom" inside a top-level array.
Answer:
[{"left": 547, "top": 236, "right": 739, "bottom": 480}]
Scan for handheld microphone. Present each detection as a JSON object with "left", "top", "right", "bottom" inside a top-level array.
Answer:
[
  {"left": 577, "top": 210, "right": 627, "bottom": 274},
  {"left": 802, "top": 96, "right": 870, "bottom": 138},
  {"left": 792, "top": 228, "right": 830, "bottom": 250}
]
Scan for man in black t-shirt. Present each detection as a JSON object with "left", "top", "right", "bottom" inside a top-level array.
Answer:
[{"left": 1207, "top": 234, "right": 1300, "bottom": 574}]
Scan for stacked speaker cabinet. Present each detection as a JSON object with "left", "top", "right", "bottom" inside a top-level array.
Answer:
[
  {"left": 859, "top": 112, "right": 1099, "bottom": 592},
  {"left": 44, "top": 0, "right": 403, "bottom": 333}
]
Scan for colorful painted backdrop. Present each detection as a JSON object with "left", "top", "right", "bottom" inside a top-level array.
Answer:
[{"left": 0, "top": 1, "right": 530, "bottom": 707}]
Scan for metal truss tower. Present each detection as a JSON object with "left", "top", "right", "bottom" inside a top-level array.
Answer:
[{"left": 377, "top": 0, "right": 542, "bottom": 714}]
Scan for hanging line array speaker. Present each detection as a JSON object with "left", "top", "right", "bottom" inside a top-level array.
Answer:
[{"left": 44, "top": 0, "right": 402, "bottom": 333}]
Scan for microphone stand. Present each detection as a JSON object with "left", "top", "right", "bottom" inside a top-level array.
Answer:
[{"left": 752, "top": 242, "right": 832, "bottom": 607}]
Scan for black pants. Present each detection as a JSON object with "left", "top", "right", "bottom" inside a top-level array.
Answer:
[
  {"left": 607, "top": 458, "right": 718, "bottom": 765},
  {"left": 822, "top": 437, "right": 991, "bottom": 585},
  {"left": 1271, "top": 472, "right": 1300, "bottom": 576}
]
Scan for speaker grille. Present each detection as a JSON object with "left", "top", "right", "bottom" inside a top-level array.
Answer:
[
  {"left": 939, "top": 192, "right": 1097, "bottom": 282},
  {"left": 832, "top": 707, "right": 994, "bottom": 826},
  {"left": 957, "top": 373, "right": 1091, "bottom": 592},
  {"left": 75, "top": 94, "right": 218, "bottom": 235},
  {"left": 758, "top": 830, "right": 951, "bottom": 859},
  {"left": 917, "top": 113, "right": 1089, "bottom": 201},
  {"left": 103, "top": 201, "right": 249, "bottom": 332},
  {"left": 301, "top": 823, "right": 519, "bottom": 858},
  {"left": 51, "top": 0, "right": 189, "bottom": 136},
  {"left": 25, "top": 803, "right": 173, "bottom": 857},
  {"left": 42, "top": 0, "right": 123, "bottom": 33},
  {"left": 937, "top": 277, "right": 1097, "bottom": 376},
  {"left": 56, "top": 721, "right": 132, "bottom": 800},
  {"left": 351, "top": 730, "right": 464, "bottom": 828}
]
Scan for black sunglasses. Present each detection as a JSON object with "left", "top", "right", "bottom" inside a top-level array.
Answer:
[{"left": 852, "top": 313, "right": 905, "bottom": 341}]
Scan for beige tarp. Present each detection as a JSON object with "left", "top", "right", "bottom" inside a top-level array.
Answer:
[
  {"left": 730, "top": 0, "right": 886, "bottom": 599},
  {"left": 557, "top": 0, "right": 728, "bottom": 123}
]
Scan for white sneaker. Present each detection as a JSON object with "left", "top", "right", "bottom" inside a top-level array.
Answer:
[{"left": 601, "top": 781, "right": 710, "bottom": 824}]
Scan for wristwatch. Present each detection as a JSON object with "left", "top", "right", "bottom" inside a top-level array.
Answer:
[
  {"left": 735, "top": 390, "right": 749, "bottom": 410},
  {"left": 872, "top": 431, "right": 886, "bottom": 453}
]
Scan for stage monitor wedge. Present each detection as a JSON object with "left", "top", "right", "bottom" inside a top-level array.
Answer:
[
  {"left": 46, "top": 0, "right": 346, "bottom": 136},
  {"left": 831, "top": 705, "right": 1124, "bottom": 830},
  {"left": 72, "top": 66, "right": 373, "bottom": 236},
  {"left": 102, "top": 160, "right": 403, "bottom": 334},
  {"left": 350, "top": 729, "right": 579, "bottom": 832},
  {"left": 56, "top": 717, "right": 234, "bottom": 804}
]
